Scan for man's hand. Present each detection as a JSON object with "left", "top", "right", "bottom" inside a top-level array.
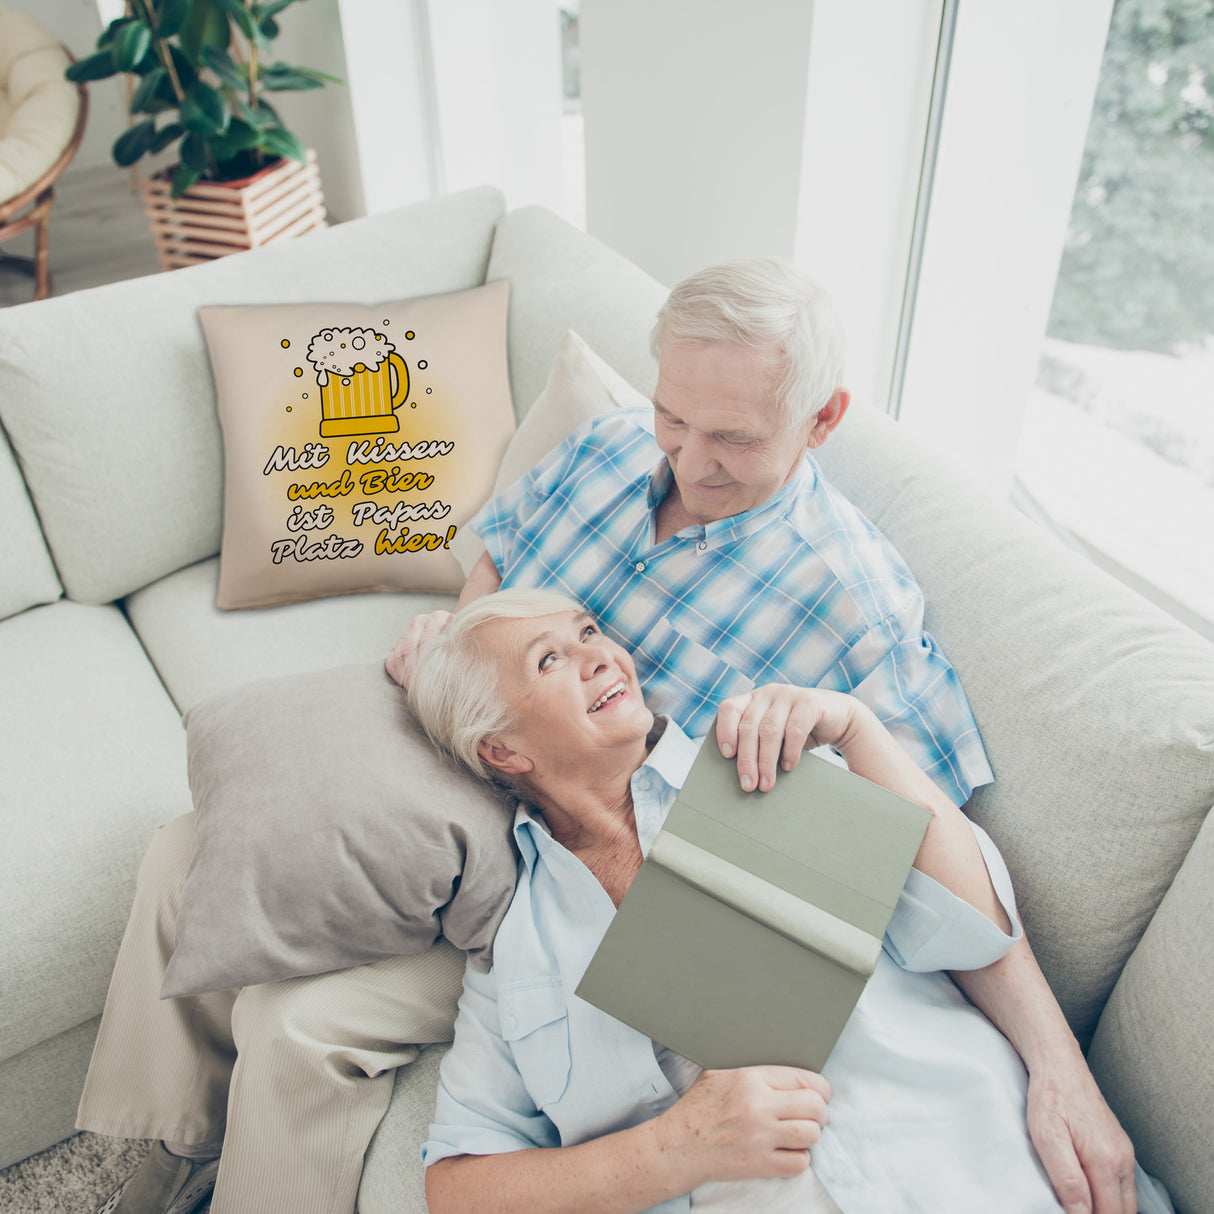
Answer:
[
  {"left": 1026, "top": 1061, "right": 1137, "bottom": 1214},
  {"left": 715, "top": 684, "right": 859, "bottom": 792},
  {"left": 653, "top": 1066, "right": 830, "bottom": 1186},
  {"left": 385, "top": 610, "right": 453, "bottom": 689}
]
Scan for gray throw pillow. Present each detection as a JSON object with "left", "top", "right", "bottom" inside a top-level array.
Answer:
[{"left": 161, "top": 662, "right": 518, "bottom": 998}]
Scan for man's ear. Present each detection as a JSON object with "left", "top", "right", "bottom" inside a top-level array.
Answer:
[
  {"left": 806, "top": 388, "right": 850, "bottom": 450},
  {"left": 477, "top": 738, "right": 534, "bottom": 777}
]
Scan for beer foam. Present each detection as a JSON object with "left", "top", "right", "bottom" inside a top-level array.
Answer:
[{"left": 306, "top": 327, "right": 393, "bottom": 379}]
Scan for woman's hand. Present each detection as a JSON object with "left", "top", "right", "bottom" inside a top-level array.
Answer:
[
  {"left": 653, "top": 1066, "right": 831, "bottom": 1185},
  {"left": 715, "top": 685, "right": 861, "bottom": 792},
  {"left": 385, "top": 610, "right": 454, "bottom": 688}
]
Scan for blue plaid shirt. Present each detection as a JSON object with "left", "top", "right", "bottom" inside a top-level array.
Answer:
[{"left": 472, "top": 407, "right": 992, "bottom": 806}]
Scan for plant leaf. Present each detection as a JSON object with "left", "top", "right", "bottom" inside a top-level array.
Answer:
[
  {"left": 222, "top": 118, "right": 263, "bottom": 150},
  {"left": 259, "top": 15, "right": 279, "bottom": 40},
  {"left": 129, "top": 66, "right": 167, "bottom": 113},
  {"left": 200, "top": 44, "right": 248, "bottom": 90},
  {"left": 171, "top": 162, "right": 201, "bottom": 197},
  {"left": 180, "top": 0, "right": 231, "bottom": 63},
  {"left": 293, "top": 65, "right": 343, "bottom": 84},
  {"left": 112, "top": 119, "right": 157, "bottom": 167},
  {"left": 180, "top": 131, "right": 210, "bottom": 172},
  {"left": 155, "top": 0, "right": 191, "bottom": 40},
  {"left": 260, "top": 125, "right": 305, "bottom": 163},
  {"left": 260, "top": 63, "right": 323, "bottom": 91},
  {"left": 150, "top": 122, "right": 185, "bottom": 153},
  {"left": 66, "top": 50, "right": 119, "bottom": 83},
  {"left": 255, "top": 0, "right": 297, "bottom": 19},
  {"left": 167, "top": 44, "right": 198, "bottom": 91},
  {"left": 96, "top": 17, "right": 128, "bottom": 49},
  {"left": 112, "top": 20, "right": 152, "bottom": 72},
  {"left": 234, "top": 97, "right": 279, "bottom": 129},
  {"left": 181, "top": 81, "right": 230, "bottom": 135},
  {"left": 210, "top": 0, "right": 258, "bottom": 39}
]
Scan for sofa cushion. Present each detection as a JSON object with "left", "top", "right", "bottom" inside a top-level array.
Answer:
[
  {"left": 451, "top": 329, "right": 643, "bottom": 574},
  {"left": 0, "top": 600, "right": 191, "bottom": 1063},
  {"left": 487, "top": 205, "right": 668, "bottom": 421},
  {"left": 813, "top": 402, "right": 1214, "bottom": 1046},
  {"left": 0, "top": 422, "right": 60, "bottom": 620},
  {"left": 0, "top": 1017, "right": 102, "bottom": 1172},
  {"left": 199, "top": 281, "right": 514, "bottom": 609},
  {"left": 1088, "top": 804, "right": 1214, "bottom": 1214},
  {"left": 0, "top": 186, "right": 506, "bottom": 606},
  {"left": 359, "top": 1042, "right": 448, "bottom": 1214},
  {"left": 124, "top": 556, "right": 451, "bottom": 713},
  {"left": 163, "top": 663, "right": 517, "bottom": 996}
]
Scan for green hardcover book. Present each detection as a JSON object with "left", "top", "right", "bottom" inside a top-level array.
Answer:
[{"left": 575, "top": 742, "right": 932, "bottom": 1072}]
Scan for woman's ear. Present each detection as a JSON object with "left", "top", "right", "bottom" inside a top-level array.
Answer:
[{"left": 477, "top": 738, "right": 534, "bottom": 776}]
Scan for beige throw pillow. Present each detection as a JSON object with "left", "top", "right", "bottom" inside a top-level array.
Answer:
[
  {"left": 200, "top": 281, "right": 515, "bottom": 608},
  {"left": 450, "top": 328, "right": 650, "bottom": 574}
]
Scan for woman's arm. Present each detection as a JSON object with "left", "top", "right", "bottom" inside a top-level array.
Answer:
[
  {"left": 427, "top": 1065, "right": 830, "bottom": 1214},
  {"left": 715, "top": 684, "right": 1010, "bottom": 931}
]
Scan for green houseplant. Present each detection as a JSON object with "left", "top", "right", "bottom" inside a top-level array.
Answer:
[{"left": 66, "top": 0, "right": 338, "bottom": 197}]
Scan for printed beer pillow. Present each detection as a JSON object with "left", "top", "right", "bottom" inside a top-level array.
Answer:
[{"left": 200, "top": 280, "right": 514, "bottom": 609}]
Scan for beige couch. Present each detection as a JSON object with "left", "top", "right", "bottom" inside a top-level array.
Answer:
[{"left": 0, "top": 186, "right": 1210, "bottom": 1213}]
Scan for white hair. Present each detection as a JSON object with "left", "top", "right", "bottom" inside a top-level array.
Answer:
[
  {"left": 407, "top": 588, "right": 586, "bottom": 781},
  {"left": 650, "top": 259, "right": 847, "bottom": 428}
]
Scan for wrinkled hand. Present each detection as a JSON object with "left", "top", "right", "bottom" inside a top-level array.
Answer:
[
  {"left": 1027, "top": 1063, "right": 1136, "bottom": 1214},
  {"left": 715, "top": 684, "right": 859, "bottom": 792},
  {"left": 385, "top": 610, "right": 454, "bottom": 689},
  {"left": 655, "top": 1066, "right": 830, "bottom": 1185}
]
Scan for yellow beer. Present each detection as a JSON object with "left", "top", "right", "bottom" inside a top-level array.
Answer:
[
  {"left": 307, "top": 326, "right": 409, "bottom": 438},
  {"left": 318, "top": 352, "right": 409, "bottom": 437}
]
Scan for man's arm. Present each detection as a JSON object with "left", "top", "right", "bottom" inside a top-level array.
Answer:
[
  {"left": 385, "top": 552, "right": 500, "bottom": 688},
  {"left": 716, "top": 685, "right": 1010, "bottom": 931},
  {"left": 458, "top": 549, "right": 503, "bottom": 606},
  {"left": 717, "top": 684, "right": 1136, "bottom": 1214},
  {"left": 950, "top": 941, "right": 1137, "bottom": 1214}
]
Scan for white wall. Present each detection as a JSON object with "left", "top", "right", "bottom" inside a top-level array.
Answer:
[
  {"left": 579, "top": 0, "right": 818, "bottom": 288},
  {"left": 573, "top": 0, "right": 942, "bottom": 417},
  {"left": 266, "top": 0, "right": 363, "bottom": 222},
  {"left": 333, "top": 0, "right": 435, "bottom": 216},
  {"left": 428, "top": 0, "right": 565, "bottom": 213},
  {"left": 795, "top": 0, "right": 941, "bottom": 413}
]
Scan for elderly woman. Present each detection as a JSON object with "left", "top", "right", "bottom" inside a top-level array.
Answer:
[{"left": 408, "top": 588, "right": 1086, "bottom": 1214}]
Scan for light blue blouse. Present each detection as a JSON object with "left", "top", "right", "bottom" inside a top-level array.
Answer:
[{"left": 424, "top": 721, "right": 1066, "bottom": 1212}]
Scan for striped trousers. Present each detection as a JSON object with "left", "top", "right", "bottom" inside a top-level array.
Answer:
[{"left": 76, "top": 813, "right": 466, "bottom": 1214}]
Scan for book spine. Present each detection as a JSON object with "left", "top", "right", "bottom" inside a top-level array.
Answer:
[{"left": 648, "top": 832, "right": 882, "bottom": 977}]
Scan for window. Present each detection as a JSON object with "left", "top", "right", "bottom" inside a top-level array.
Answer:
[{"left": 1013, "top": 0, "right": 1214, "bottom": 637}]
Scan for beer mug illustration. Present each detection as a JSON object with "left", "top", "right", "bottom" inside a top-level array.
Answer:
[{"left": 307, "top": 327, "right": 409, "bottom": 437}]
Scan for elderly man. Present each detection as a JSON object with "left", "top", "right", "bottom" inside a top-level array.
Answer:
[{"left": 389, "top": 260, "right": 1136, "bottom": 1214}]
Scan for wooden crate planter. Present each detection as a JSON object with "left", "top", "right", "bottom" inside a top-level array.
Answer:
[{"left": 140, "top": 150, "right": 327, "bottom": 271}]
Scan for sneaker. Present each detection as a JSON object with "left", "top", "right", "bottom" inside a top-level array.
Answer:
[{"left": 96, "top": 1142, "right": 220, "bottom": 1214}]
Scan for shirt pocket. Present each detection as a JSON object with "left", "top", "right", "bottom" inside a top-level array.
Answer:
[
  {"left": 636, "top": 615, "right": 754, "bottom": 720},
  {"left": 499, "top": 978, "right": 572, "bottom": 1110}
]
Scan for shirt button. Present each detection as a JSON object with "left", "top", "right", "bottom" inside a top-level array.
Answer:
[
  {"left": 697, "top": 541, "right": 707, "bottom": 551},
  {"left": 634, "top": 561, "right": 646, "bottom": 573}
]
